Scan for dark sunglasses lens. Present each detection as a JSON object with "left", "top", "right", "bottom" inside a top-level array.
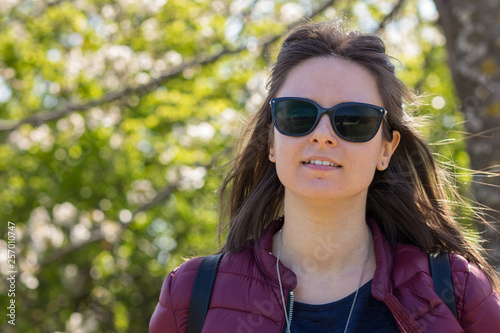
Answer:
[
  {"left": 275, "top": 99, "right": 318, "bottom": 135},
  {"left": 334, "top": 106, "right": 382, "bottom": 142}
]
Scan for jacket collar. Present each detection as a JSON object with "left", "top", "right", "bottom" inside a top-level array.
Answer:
[
  {"left": 367, "top": 218, "right": 395, "bottom": 300},
  {"left": 253, "top": 216, "right": 297, "bottom": 290}
]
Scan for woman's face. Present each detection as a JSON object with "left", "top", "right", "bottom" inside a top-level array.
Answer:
[{"left": 269, "top": 56, "right": 400, "bottom": 206}]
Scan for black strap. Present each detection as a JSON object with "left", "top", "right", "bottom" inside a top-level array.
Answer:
[
  {"left": 187, "top": 253, "right": 224, "bottom": 333},
  {"left": 429, "top": 252, "right": 458, "bottom": 319}
]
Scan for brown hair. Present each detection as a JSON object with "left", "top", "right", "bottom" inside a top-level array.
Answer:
[{"left": 218, "top": 20, "right": 499, "bottom": 290}]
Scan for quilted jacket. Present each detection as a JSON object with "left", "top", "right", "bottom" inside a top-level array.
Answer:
[{"left": 150, "top": 218, "right": 500, "bottom": 332}]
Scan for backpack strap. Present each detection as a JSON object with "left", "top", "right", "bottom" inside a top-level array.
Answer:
[
  {"left": 187, "top": 253, "right": 225, "bottom": 333},
  {"left": 429, "top": 252, "right": 458, "bottom": 319}
]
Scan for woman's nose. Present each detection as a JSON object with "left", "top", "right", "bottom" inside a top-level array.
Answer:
[{"left": 309, "top": 114, "right": 339, "bottom": 146}]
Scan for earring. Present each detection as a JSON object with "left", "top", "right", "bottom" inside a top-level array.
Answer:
[
  {"left": 381, "top": 161, "right": 385, "bottom": 166},
  {"left": 269, "top": 153, "right": 274, "bottom": 158}
]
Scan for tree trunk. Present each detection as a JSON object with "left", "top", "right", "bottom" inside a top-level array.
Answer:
[{"left": 434, "top": 0, "right": 500, "bottom": 271}]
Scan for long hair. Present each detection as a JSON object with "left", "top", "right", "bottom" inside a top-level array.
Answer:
[{"left": 218, "top": 20, "right": 499, "bottom": 290}]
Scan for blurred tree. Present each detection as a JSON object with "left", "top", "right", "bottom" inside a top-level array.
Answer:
[
  {"left": 434, "top": 0, "right": 500, "bottom": 270},
  {"left": 0, "top": 0, "right": 495, "bottom": 332}
]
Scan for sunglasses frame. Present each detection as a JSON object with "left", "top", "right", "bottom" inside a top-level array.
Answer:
[{"left": 270, "top": 97, "right": 392, "bottom": 142}]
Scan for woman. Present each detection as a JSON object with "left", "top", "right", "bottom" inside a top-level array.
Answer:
[{"left": 150, "top": 20, "right": 500, "bottom": 332}]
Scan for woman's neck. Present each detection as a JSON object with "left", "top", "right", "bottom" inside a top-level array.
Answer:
[{"left": 272, "top": 193, "right": 376, "bottom": 303}]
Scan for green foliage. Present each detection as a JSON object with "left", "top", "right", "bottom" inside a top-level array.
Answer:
[{"left": 0, "top": 0, "right": 473, "bottom": 331}]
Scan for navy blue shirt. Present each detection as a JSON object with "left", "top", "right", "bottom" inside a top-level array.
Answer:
[{"left": 290, "top": 280, "right": 399, "bottom": 332}]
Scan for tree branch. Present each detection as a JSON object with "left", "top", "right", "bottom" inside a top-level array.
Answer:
[
  {"left": 0, "top": 49, "right": 236, "bottom": 132},
  {"left": 38, "top": 182, "right": 179, "bottom": 267},
  {"left": 0, "top": 0, "right": 336, "bottom": 134},
  {"left": 262, "top": 0, "right": 337, "bottom": 51},
  {"left": 34, "top": 0, "right": 72, "bottom": 16},
  {"left": 0, "top": 0, "right": 72, "bottom": 32},
  {"left": 38, "top": 148, "right": 232, "bottom": 267},
  {"left": 374, "top": 0, "right": 406, "bottom": 33},
  {"left": 38, "top": 229, "right": 105, "bottom": 267}
]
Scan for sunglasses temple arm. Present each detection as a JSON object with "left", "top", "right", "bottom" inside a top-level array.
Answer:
[{"left": 383, "top": 113, "right": 394, "bottom": 139}]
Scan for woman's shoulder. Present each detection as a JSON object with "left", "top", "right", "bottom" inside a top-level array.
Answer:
[
  {"left": 150, "top": 256, "right": 206, "bottom": 332},
  {"left": 391, "top": 244, "right": 493, "bottom": 291},
  {"left": 389, "top": 245, "right": 500, "bottom": 324},
  {"left": 448, "top": 252, "right": 500, "bottom": 330},
  {"left": 158, "top": 247, "right": 257, "bottom": 301},
  {"left": 389, "top": 244, "right": 493, "bottom": 294},
  {"left": 151, "top": 247, "right": 259, "bottom": 319},
  {"left": 447, "top": 252, "right": 496, "bottom": 298},
  {"left": 448, "top": 252, "right": 498, "bottom": 305},
  {"left": 156, "top": 256, "right": 205, "bottom": 313}
]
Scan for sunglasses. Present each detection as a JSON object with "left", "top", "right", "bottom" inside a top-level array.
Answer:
[{"left": 270, "top": 97, "right": 392, "bottom": 142}]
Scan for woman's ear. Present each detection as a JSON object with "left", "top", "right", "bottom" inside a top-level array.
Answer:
[
  {"left": 377, "top": 130, "right": 400, "bottom": 171},
  {"left": 269, "top": 147, "right": 276, "bottom": 163},
  {"left": 268, "top": 124, "right": 276, "bottom": 163}
]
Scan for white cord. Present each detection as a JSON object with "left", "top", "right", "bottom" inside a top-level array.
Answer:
[
  {"left": 276, "top": 228, "right": 291, "bottom": 333},
  {"left": 343, "top": 232, "right": 372, "bottom": 333}
]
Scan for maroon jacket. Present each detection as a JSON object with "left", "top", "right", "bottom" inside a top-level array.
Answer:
[{"left": 150, "top": 218, "right": 500, "bottom": 332}]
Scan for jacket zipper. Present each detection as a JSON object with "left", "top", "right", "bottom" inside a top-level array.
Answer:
[
  {"left": 283, "top": 289, "right": 295, "bottom": 333},
  {"left": 288, "top": 290, "right": 295, "bottom": 327}
]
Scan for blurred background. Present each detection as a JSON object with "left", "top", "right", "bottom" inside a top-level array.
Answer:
[{"left": 0, "top": 0, "right": 499, "bottom": 331}]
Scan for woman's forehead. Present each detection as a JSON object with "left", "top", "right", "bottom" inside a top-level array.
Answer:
[{"left": 276, "top": 57, "right": 384, "bottom": 108}]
